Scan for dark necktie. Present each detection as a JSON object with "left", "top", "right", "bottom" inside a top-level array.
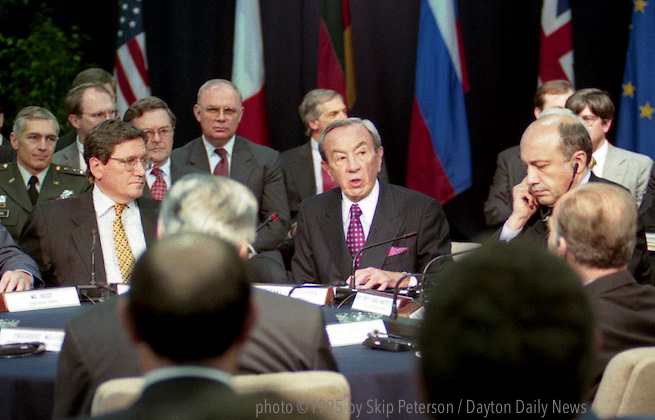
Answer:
[
  {"left": 346, "top": 204, "right": 365, "bottom": 268},
  {"left": 28, "top": 176, "right": 39, "bottom": 206},
  {"left": 213, "top": 148, "right": 229, "bottom": 177},
  {"left": 150, "top": 167, "right": 168, "bottom": 200}
]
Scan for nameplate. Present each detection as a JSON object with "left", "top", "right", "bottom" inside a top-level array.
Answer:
[
  {"left": 326, "top": 319, "right": 387, "bottom": 347},
  {"left": 253, "top": 284, "right": 333, "bottom": 306},
  {"left": 0, "top": 287, "right": 80, "bottom": 312},
  {"left": 116, "top": 284, "right": 130, "bottom": 295},
  {"left": 0, "top": 327, "right": 65, "bottom": 352},
  {"left": 351, "top": 290, "right": 411, "bottom": 316}
]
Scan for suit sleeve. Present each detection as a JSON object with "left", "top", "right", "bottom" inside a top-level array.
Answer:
[
  {"left": 52, "top": 326, "right": 92, "bottom": 419},
  {"left": 417, "top": 198, "right": 452, "bottom": 273},
  {"left": 0, "top": 224, "right": 42, "bottom": 283},
  {"left": 253, "top": 152, "right": 291, "bottom": 252},
  {"left": 291, "top": 203, "right": 320, "bottom": 284},
  {"left": 483, "top": 151, "right": 514, "bottom": 228},
  {"left": 18, "top": 205, "right": 56, "bottom": 287}
]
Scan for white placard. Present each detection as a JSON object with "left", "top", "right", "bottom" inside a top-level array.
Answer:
[
  {"left": 326, "top": 319, "right": 387, "bottom": 347},
  {"left": 116, "top": 284, "right": 130, "bottom": 295},
  {"left": 1, "top": 287, "right": 80, "bottom": 312},
  {"left": 0, "top": 327, "right": 65, "bottom": 352},
  {"left": 351, "top": 291, "right": 397, "bottom": 316},
  {"left": 253, "top": 284, "right": 331, "bottom": 306}
]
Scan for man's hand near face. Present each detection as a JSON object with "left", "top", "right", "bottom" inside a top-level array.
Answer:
[{"left": 505, "top": 177, "right": 540, "bottom": 232}]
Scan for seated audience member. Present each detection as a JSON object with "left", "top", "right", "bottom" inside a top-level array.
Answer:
[
  {"left": 499, "top": 110, "right": 654, "bottom": 285},
  {"left": 81, "top": 233, "right": 292, "bottom": 419},
  {"left": 282, "top": 89, "right": 389, "bottom": 226},
  {"left": 55, "top": 68, "right": 117, "bottom": 152},
  {"left": 484, "top": 80, "right": 574, "bottom": 228},
  {"left": 0, "top": 224, "right": 41, "bottom": 292},
  {"left": 292, "top": 117, "right": 451, "bottom": 289},
  {"left": 53, "top": 82, "right": 116, "bottom": 171},
  {"left": 420, "top": 241, "right": 595, "bottom": 419},
  {"left": 0, "top": 98, "right": 17, "bottom": 163},
  {"left": 123, "top": 97, "right": 198, "bottom": 200},
  {"left": 172, "top": 79, "right": 289, "bottom": 253},
  {"left": 53, "top": 173, "right": 337, "bottom": 418},
  {"left": 0, "top": 106, "right": 90, "bottom": 240},
  {"left": 20, "top": 119, "right": 159, "bottom": 287},
  {"left": 548, "top": 182, "right": 655, "bottom": 397},
  {"left": 566, "top": 88, "right": 652, "bottom": 207}
]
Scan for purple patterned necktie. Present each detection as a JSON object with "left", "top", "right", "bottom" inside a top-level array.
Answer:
[{"left": 346, "top": 204, "right": 365, "bottom": 268}]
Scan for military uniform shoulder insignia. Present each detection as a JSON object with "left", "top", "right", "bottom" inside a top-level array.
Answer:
[
  {"left": 56, "top": 165, "right": 86, "bottom": 176},
  {"left": 0, "top": 164, "right": 9, "bottom": 171}
]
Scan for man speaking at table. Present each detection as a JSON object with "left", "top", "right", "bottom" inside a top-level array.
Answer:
[{"left": 291, "top": 118, "right": 451, "bottom": 289}]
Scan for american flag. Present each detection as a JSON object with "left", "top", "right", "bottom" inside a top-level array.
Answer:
[
  {"left": 114, "top": 0, "right": 151, "bottom": 115},
  {"left": 538, "top": 0, "right": 574, "bottom": 85}
]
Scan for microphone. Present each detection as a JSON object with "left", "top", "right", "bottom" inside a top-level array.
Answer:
[
  {"left": 348, "top": 231, "right": 417, "bottom": 290},
  {"left": 256, "top": 213, "right": 278, "bottom": 232},
  {"left": 90, "top": 229, "right": 97, "bottom": 286}
]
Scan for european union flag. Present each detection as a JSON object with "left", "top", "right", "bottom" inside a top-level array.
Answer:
[{"left": 616, "top": 0, "right": 655, "bottom": 159}]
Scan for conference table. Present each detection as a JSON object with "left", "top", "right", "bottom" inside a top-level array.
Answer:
[{"left": 0, "top": 304, "right": 429, "bottom": 420}]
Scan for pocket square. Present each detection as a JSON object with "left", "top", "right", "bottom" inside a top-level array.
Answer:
[{"left": 388, "top": 246, "right": 408, "bottom": 257}]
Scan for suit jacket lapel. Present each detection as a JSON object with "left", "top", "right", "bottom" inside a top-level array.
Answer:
[
  {"left": 136, "top": 197, "right": 159, "bottom": 245},
  {"left": 187, "top": 138, "right": 211, "bottom": 172},
  {"left": 230, "top": 136, "right": 252, "bottom": 185},
  {"left": 317, "top": 190, "right": 352, "bottom": 280},
  {"left": 603, "top": 143, "right": 624, "bottom": 181},
  {"left": 71, "top": 191, "right": 106, "bottom": 284},
  {"left": 2, "top": 162, "right": 32, "bottom": 213},
  {"left": 361, "top": 183, "right": 402, "bottom": 268}
]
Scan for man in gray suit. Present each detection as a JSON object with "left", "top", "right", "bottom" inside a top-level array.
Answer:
[
  {"left": 292, "top": 118, "right": 451, "bottom": 289},
  {"left": 123, "top": 97, "right": 198, "bottom": 200},
  {"left": 566, "top": 88, "right": 652, "bottom": 207},
  {"left": 171, "top": 79, "right": 289, "bottom": 253},
  {"left": 52, "top": 83, "right": 116, "bottom": 171}
]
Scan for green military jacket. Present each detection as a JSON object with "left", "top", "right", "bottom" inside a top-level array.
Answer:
[{"left": 0, "top": 161, "right": 91, "bottom": 239}]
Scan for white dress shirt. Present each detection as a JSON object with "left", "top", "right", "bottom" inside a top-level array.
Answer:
[
  {"left": 76, "top": 137, "right": 88, "bottom": 172},
  {"left": 17, "top": 163, "right": 48, "bottom": 193},
  {"left": 591, "top": 140, "right": 609, "bottom": 178},
  {"left": 146, "top": 158, "right": 172, "bottom": 190},
  {"left": 341, "top": 180, "right": 380, "bottom": 240},
  {"left": 202, "top": 135, "right": 235, "bottom": 175},
  {"left": 93, "top": 186, "right": 147, "bottom": 284},
  {"left": 311, "top": 138, "right": 325, "bottom": 194}
]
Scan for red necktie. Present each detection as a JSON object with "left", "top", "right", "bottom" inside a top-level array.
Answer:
[
  {"left": 346, "top": 204, "right": 365, "bottom": 268},
  {"left": 150, "top": 168, "right": 168, "bottom": 201},
  {"left": 321, "top": 166, "right": 339, "bottom": 192},
  {"left": 213, "top": 148, "right": 229, "bottom": 177}
]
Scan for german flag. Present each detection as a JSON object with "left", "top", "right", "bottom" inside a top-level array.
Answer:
[{"left": 317, "top": 0, "right": 356, "bottom": 108}]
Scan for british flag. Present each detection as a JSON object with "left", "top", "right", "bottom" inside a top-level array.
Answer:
[
  {"left": 538, "top": 0, "right": 574, "bottom": 85},
  {"left": 114, "top": 0, "right": 151, "bottom": 114}
]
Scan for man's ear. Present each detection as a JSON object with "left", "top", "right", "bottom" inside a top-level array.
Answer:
[
  {"left": 68, "top": 113, "right": 80, "bottom": 131},
  {"left": 9, "top": 132, "right": 18, "bottom": 152},
  {"left": 308, "top": 119, "right": 320, "bottom": 132},
  {"left": 88, "top": 157, "right": 103, "bottom": 181}
]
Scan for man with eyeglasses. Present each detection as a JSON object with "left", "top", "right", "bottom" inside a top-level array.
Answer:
[
  {"left": 566, "top": 88, "right": 652, "bottom": 207},
  {"left": 0, "top": 106, "right": 90, "bottom": 241},
  {"left": 20, "top": 119, "right": 160, "bottom": 287},
  {"left": 172, "top": 79, "right": 290, "bottom": 255},
  {"left": 123, "top": 97, "right": 199, "bottom": 200},
  {"left": 53, "top": 82, "right": 117, "bottom": 172}
]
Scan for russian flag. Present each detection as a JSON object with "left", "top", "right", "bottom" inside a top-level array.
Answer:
[
  {"left": 406, "top": 0, "right": 472, "bottom": 204},
  {"left": 232, "top": 0, "right": 270, "bottom": 147}
]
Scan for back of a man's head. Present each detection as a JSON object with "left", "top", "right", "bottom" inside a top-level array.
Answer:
[
  {"left": 127, "top": 233, "right": 252, "bottom": 363},
  {"left": 419, "top": 241, "right": 595, "bottom": 419}
]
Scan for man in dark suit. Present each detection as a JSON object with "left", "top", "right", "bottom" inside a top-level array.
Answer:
[
  {"left": 0, "top": 106, "right": 90, "bottom": 241},
  {"left": 0, "top": 224, "right": 41, "bottom": 292},
  {"left": 484, "top": 80, "right": 574, "bottom": 228},
  {"left": 53, "top": 173, "right": 337, "bottom": 418},
  {"left": 83, "top": 233, "right": 286, "bottom": 420},
  {"left": 499, "top": 110, "right": 654, "bottom": 285},
  {"left": 123, "top": 97, "right": 198, "bottom": 200},
  {"left": 548, "top": 182, "right": 655, "bottom": 398},
  {"left": 20, "top": 119, "right": 159, "bottom": 287},
  {"left": 292, "top": 118, "right": 451, "bottom": 289},
  {"left": 171, "top": 79, "right": 289, "bottom": 253}
]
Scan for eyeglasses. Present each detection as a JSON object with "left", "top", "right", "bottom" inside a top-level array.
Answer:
[
  {"left": 200, "top": 106, "right": 240, "bottom": 119},
  {"left": 142, "top": 127, "right": 174, "bottom": 141},
  {"left": 581, "top": 115, "right": 601, "bottom": 126},
  {"left": 80, "top": 110, "right": 118, "bottom": 120},
  {"left": 108, "top": 156, "right": 154, "bottom": 171}
]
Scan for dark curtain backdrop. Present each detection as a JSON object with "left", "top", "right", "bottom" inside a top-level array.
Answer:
[{"left": 42, "top": 0, "right": 632, "bottom": 240}]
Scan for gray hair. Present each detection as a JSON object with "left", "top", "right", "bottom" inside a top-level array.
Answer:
[
  {"left": 196, "top": 79, "right": 243, "bottom": 105},
  {"left": 318, "top": 117, "right": 382, "bottom": 162},
  {"left": 298, "top": 89, "right": 343, "bottom": 136},
  {"left": 159, "top": 173, "right": 257, "bottom": 247},
  {"left": 13, "top": 106, "right": 60, "bottom": 136}
]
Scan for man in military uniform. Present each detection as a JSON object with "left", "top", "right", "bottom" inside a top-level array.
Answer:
[{"left": 0, "top": 106, "right": 90, "bottom": 239}]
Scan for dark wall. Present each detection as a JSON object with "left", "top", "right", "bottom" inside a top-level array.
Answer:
[{"left": 35, "top": 0, "right": 632, "bottom": 239}]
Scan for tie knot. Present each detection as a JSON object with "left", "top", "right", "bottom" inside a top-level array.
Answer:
[
  {"left": 151, "top": 167, "right": 161, "bottom": 177},
  {"left": 114, "top": 204, "right": 127, "bottom": 217},
  {"left": 215, "top": 148, "right": 228, "bottom": 159},
  {"left": 350, "top": 204, "right": 362, "bottom": 219},
  {"left": 28, "top": 176, "right": 38, "bottom": 187}
]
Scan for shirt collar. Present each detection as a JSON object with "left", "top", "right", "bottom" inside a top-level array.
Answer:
[
  {"left": 202, "top": 135, "right": 235, "bottom": 157},
  {"left": 16, "top": 162, "right": 48, "bottom": 188},
  {"left": 592, "top": 139, "right": 609, "bottom": 170},
  {"left": 341, "top": 180, "right": 380, "bottom": 224},
  {"left": 92, "top": 185, "right": 136, "bottom": 217},
  {"left": 149, "top": 157, "right": 172, "bottom": 177},
  {"left": 143, "top": 365, "right": 233, "bottom": 389}
]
